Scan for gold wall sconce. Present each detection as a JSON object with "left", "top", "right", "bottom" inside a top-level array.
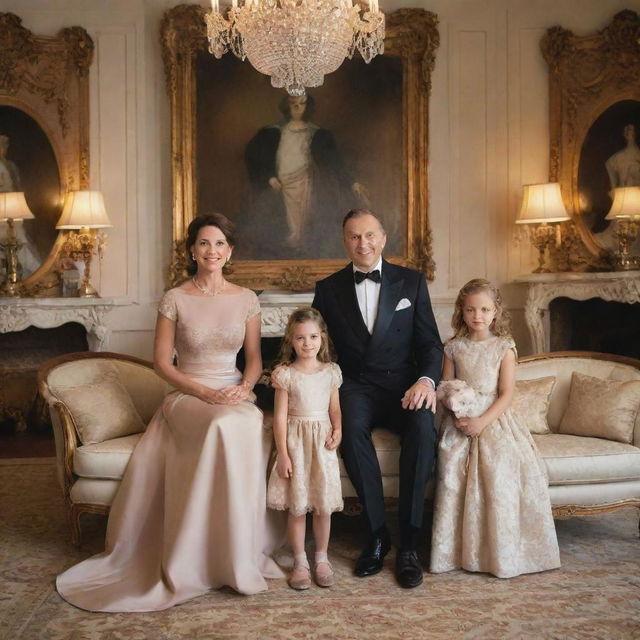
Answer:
[
  {"left": 516, "top": 182, "right": 570, "bottom": 273},
  {"left": 0, "top": 192, "right": 35, "bottom": 297},
  {"left": 56, "top": 190, "right": 112, "bottom": 297},
  {"left": 605, "top": 186, "right": 640, "bottom": 271}
]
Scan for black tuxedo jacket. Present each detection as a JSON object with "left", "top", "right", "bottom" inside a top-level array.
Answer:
[{"left": 312, "top": 259, "right": 443, "bottom": 395}]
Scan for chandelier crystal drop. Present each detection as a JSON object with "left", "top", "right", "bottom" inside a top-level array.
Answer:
[{"left": 205, "top": 0, "right": 385, "bottom": 96}]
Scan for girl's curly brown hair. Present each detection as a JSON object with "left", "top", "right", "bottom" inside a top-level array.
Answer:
[
  {"left": 275, "top": 307, "right": 336, "bottom": 367},
  {"left": 451, "top": 278, "right": 512, "bottom": 339}
]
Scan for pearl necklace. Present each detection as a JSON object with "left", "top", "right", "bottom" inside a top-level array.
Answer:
[{"left": 192, "top": 276, "right": 226, "bottom": 296}]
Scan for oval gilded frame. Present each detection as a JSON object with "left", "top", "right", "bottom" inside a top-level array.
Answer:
[
  {"left": 542, "top": 10, "right": 640, "bottom": 266},
  {"left": 0, "top": 12, "right": 93, "bottom": 296}
]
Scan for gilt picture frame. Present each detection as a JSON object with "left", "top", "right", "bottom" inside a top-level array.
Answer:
[
  {"left": 542, "top": 10, "right": 640, "bottom": 265},
  {"left": 161, "top": 5, "right": 439, "bottom": 291},
  {"left": 0, "top": 12, "right": 92, "bottom": 296}
]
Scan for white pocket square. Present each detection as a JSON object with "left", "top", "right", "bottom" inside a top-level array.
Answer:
[{"left": 395, "top": 298, "right": 411, "bottom": 311}]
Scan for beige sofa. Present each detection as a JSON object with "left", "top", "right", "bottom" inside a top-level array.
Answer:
[
  {"left": 340, "top": 352, "right": 640, "bottom": 530},
  {"left": 40, "top": 351, "right": 640, "bottom": 545}
]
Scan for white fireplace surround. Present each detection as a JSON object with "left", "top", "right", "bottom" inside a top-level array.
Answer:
[
  {"left": 0, "top": 298, "right": 125, "bottom": 352},
  {"left": 514, "top": 271, "right": 640, "bottom": 354}
]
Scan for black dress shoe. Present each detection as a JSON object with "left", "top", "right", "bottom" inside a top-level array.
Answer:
[
  {"left": 354, "top": 531, "right": 391, "bottom": 577},
  {"left": 395, "top": 550, "right": 423, "bottom": 588}
]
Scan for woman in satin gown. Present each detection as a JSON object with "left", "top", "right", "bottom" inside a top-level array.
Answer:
[{"left": 56, "top": 214, "right": 284, "bottom": 612}]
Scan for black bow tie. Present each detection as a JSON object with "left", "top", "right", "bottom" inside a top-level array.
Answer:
[{"left": 354, "top": 269, "right": 381, "bottom": 284}]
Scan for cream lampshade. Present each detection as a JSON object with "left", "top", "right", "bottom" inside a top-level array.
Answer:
[
  {"left": 0, "top": 191, "right": 36, "bottom": 223},
  {"left": 605, "top": 186, "right": 640, "bottom": 270},
  {"left": 605, "top": 186, "right": 640, "bottom": 220},
  {"left": 56, "top": 190, "right": 111, "bottom": 229},
  {"left": 516, "top": 183, "right": 570, "bottom": 273},
  {"left": 56, "top": 190, "right": 112, "bottom": 297},
  {"left": 516, "top": 182, "right": 570, "bottom": 225},
  {"left": 0, "top": 191, "right": 35, "bottom": 297}
]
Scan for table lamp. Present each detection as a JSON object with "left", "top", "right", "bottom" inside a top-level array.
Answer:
[
  {"left": 56, "top": 190, "right": 112, "bottom": 297},
  {"left": 516, "top": 183, "right": 570, "bottom": 273},
  {"left": 0, "top": 192, "right": 35, "bottom": 297},
  {"left": 605, "top": 186, "right": 640, "bottom": 271}
]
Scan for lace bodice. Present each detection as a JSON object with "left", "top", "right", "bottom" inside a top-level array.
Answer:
[
  {"left": 158, "top": 287, "right": 259, "bottom": 381},
  {"left": 271, "top": 363, "right": 342, "bottom": 419},
  {"left": 444, "top": 336, "right": 515, "bottom": 396}
]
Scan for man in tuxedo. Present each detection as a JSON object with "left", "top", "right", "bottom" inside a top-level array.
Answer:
[{"left": 312, "top": 209, "right": 442, "bottom": 588}]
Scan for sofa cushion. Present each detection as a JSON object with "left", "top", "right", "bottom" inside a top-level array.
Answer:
[
  {"left": 512, "top": 376, "right": 555, "bottom": 434},
  {"left": 516, "top": 357, "right": 640, "bottom": 433},
  {"left": 558, "top": 372, "right": 640, "bottom": 444},
  {"left": 533, "top": 433, "right": 640, "bottom": 485},
  {"left": 74, "top": 433, "right": 143, "bottom": 479},
  {"left": 57, "top": 371, "right": 146, "bottom": 445}
]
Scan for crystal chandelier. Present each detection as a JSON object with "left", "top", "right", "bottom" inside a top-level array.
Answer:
[{"left": 205, "top": 0, "right": 385, "bottom": 96}]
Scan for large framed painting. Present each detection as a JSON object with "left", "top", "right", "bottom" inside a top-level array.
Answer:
[
  {"left": 0, "top": 13, "right": 92, "bottom": 295},
  {"left": 161, "top": 5, "right": 439, "bottom": 290},
  {"left": 542, "top": 10, "right": 640, "bottom": 267}
]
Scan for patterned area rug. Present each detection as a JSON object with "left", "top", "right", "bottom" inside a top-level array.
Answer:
[{"left": 1, "top": 459, "right": 639, "bottom": 640}]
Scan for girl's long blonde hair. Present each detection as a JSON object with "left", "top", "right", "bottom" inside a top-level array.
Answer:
[
  {"left": 276, "top": 307, "right": 336, "bottom": 366},
  {"left": 451, "top": 278, "right": 512, "bottom": 339}
]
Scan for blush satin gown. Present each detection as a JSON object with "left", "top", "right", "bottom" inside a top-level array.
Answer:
[{"left": 56, "top": 287, "right": 284, "bottom": 612}]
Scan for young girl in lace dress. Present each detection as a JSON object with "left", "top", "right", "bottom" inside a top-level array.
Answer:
[
  {"left": 267, "top": 307, "right": 343, "bottom": 590},
  {"left": 430, "top": 279, "right": 560, "bottom": 578}
]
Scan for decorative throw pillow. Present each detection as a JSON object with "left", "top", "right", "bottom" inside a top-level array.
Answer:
[
  {"left": 57, "top": 377, "right": 145, "bottom": 445},
  {"left": 558, "top": 371, "right": 640, "bottom": 444},
  {"left": 511, "top": 376, "right": 556, "bottom": 434}
]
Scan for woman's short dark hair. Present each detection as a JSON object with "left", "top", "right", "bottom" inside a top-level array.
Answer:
[
  {"left": 185, "top": 213, "right": 236, "bottom": 276},
  {"left": 278, "top": 94, "right": 315, "bottom": 121}
]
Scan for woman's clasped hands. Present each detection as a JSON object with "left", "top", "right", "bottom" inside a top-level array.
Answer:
[{"left": 199, "top": 381, "right": 253, "bottom": 406}]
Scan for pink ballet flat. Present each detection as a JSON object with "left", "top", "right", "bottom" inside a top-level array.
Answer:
[
  {"left": 288, "top": 564, "right": 311, "bottom": 590},
  {"left": 314, "top": 560, "right": 335, "bottom": 587}
]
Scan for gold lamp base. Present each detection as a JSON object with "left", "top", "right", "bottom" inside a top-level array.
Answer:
[
  {"left": 530, "top": 223, "right": 556, "bottom": 273},
  {"left": 612, "top": 219, "right": 640, "bottom": 271},
  {"left": 1, "top": 219, "right": 23, "bottom": 297},
  {"left": 60, "top": 227, "right": 104, "bottom": 298}
]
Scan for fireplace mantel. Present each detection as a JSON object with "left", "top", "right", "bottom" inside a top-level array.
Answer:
[
  {"left": 514, "top": 271, "right": 640, "bottom": 354},
  {"left": 258, "top": 290, "right": 314, "bottom": 337},
  {"left": 0, "top": 297, "right": 124, "bottom": 351}
]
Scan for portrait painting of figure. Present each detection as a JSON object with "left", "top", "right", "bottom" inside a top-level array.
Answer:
[
  {"left": 605, "top": 123, "right": 640, "bottom": 189},
  {"left": 578, "top": 100, "right": 640, "bottom": 238},
  {"left": 0, "top": 106, "right": 62, "bottom": 281},
  {"left": 0, "top": 133, "right": 21, "bottom": 192},
  {"left": 195, "top": 52, "right": 404, "bottom": 261}
]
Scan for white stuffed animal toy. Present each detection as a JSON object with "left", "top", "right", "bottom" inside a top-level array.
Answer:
[{"left": 436, "top": 379, "right": 483, "bottom": 419}]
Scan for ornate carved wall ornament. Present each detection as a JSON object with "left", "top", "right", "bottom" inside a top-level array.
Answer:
[
  {"left": 541, "top": 10, "right": 640, "bottom": 266},
  {"left": 0, "top": 12, "right": 93, "bottom": 296},
  {"left": 161, "top": 5, "right": 439, "bottom": 291}
]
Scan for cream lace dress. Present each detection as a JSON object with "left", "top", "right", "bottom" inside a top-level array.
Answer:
[
  {"left": 56, "top": 287, "right": 285, "bottom": 612},
  {"left": 430, "top": 336, "right": 560, "bottom": 578},
  {"left": 267, "top": 363, "right": 344, "bottom": 516}
]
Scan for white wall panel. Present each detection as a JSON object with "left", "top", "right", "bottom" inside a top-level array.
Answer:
[{"left": 452, "top": 30, "right": 489, "bottom": 285}]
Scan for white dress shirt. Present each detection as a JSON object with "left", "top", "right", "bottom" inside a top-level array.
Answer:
[
  {"left": 353, "top": 257, "right": 382, "bottom": 334},
  {"left": 353, "top": 259, "right": 434, "bottom": 390}
]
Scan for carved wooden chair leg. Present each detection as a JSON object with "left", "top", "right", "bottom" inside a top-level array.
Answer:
[{"left": 69, "top": 505, "right": 82, "bottom": 547}]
